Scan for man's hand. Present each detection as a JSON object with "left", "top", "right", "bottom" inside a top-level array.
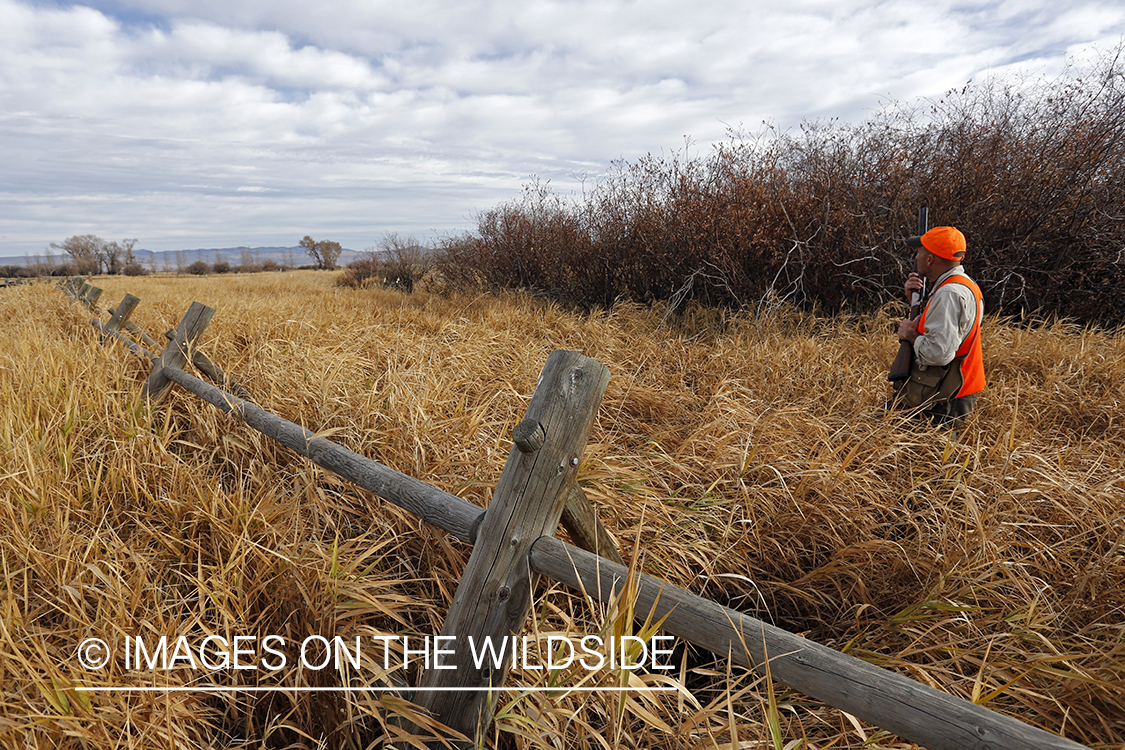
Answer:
[
  {"left": 898, "top": 316, "right": 920, "bottom": 343},
  {"left": 905, "top": 272, "right": 924, "bottom": 301}
]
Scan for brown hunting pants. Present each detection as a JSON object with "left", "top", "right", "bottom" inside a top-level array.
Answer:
[{"left": 920, "top": 392, "right": 979, "bottom": 428}]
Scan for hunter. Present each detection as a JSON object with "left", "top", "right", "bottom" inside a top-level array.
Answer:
[{"left": 894, "top": 226, "right": 986, "bottom": 426}]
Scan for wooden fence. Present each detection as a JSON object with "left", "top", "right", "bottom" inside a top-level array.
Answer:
[{"left": 56, "top": 277, "right": 1090, "bottom": 750}]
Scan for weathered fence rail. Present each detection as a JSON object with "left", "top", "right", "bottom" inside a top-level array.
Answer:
[
  {"left": 54, "top": 279, "right": 1090, "bottom": 750},
  {"left": 529, "top": 537, "right": 1083, "bottom": 750},
  {"left": 163, "top": 362, "right": 484, "bottom": 542}
]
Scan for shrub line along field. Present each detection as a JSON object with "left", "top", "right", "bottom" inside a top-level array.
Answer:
[{"left": 1, "top": 271, "right": 1123, "bottom": 748}]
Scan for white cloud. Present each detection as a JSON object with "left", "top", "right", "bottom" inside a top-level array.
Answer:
[{"left": 0, "top": 0, "right": 1122, "bottom": 257}]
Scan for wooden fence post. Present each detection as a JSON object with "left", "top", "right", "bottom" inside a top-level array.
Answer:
[
  {"left": 415, "top": 350, "right": 610, "bottom": 743},
  {"left": 77, "top": 285, "right": 104, "bottom": 310},
  {"left": 141, "top": 302, "right": 216, "bottom": 402},
  {"left": 103, "top": 297, "right": 162, "bottom": 350},
  {"left": 103, "top": 294, "right": 140, "bottom": 336},
  {"left": 93, "top": 293, "right": 155, "bottom": 359},
  {"left": 511, "top": 417, "right": 624, "bottom": 563}
]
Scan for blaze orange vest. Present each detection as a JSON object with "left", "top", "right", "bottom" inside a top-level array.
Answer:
[{"left": 917, "top": 275, "right": 986, "bottom": 398}]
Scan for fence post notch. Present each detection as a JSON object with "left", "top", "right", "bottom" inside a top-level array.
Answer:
[
  {"left": 561, "top": 483, "right": 624, "bottom": 566},
  {"left": 414, "top": 350, "right": 610, "bottom": 744},
  {"left": 142, "top": 301, "right": 216, "bottom": 403}
]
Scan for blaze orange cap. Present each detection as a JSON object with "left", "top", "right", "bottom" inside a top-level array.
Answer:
[{"left": 906, "top": 226, "right": 967, "bottom": 261}]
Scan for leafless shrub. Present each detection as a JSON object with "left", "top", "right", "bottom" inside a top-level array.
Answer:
[
  {"left": 336, "top": 254, "right": 382, "bottom": 289},
  {"left": 439, "top": 45, "right": 1125, "bottom": 324},
  {"left": 338, "top": 235, "right": 434, "bottom": 292},
  {"left": 378, "top": 233, "right": 432, "bottom": 292}
]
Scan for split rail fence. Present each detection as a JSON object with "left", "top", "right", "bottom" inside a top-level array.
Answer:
[{"left": 55, "top": 277, "right": 1090, "bottom": 750}]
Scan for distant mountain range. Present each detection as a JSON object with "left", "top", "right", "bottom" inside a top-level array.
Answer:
[{"left": 0, "top": 246, "right": 367, "bottom": 269}]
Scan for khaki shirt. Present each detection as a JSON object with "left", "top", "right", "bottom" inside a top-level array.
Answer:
[{"left": 914, "top": 266, "right": 982, "bottom": 368}]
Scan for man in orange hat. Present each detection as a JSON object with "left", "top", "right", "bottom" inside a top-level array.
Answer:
[{"left": 894, "top": 226, "right": 986, "bottom": 426}]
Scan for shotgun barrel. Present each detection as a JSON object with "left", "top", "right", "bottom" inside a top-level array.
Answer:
[{"left": 887, "top": 207, "right": 928, "bottom": 382}]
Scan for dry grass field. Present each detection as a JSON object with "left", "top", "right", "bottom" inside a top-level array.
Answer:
[{"left": 1, "top": 271, "right": 1123, "bottom": 749}]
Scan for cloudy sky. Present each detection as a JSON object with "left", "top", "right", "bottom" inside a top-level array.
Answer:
[{"left": 2, "top": 0, "right": 1122, "bottom": 259}]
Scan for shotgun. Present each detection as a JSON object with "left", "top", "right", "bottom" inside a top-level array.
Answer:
[{"left": 887, "top": 207, "right": 928, "bottom": 382}]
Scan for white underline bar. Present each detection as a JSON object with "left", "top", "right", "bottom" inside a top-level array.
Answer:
[{"left": 75, "top": 686, "right": 676, "bottom": 693}]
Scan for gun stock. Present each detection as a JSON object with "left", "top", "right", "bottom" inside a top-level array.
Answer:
[{"left": 887, "top": 290, "right": 921, "bottom": 382}]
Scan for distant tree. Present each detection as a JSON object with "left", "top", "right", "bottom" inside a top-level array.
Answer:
[
  {"left": 299, "top": 236, "right": 318, "bottom": 265},
  {"left": 51, "top": 235, "right": 103, "bottom": 275},
  {"left": 187, "top": 260, "right": 210, "bottom": 275},
  {"left": 121, "top": 238, "right": 138, "bottom": 267},
  {"left": 318, "top": 240, "right": 342, "bottom": 270},
  {"left": 300, "top": 235, "right": 343, "bottom": 270},
  {"left": 49, "top": 235, "right": 142, "bottom": 274},
  {"left": 20, "top": 249, "right": 56, "bottom": 277},
  {"left": 99, "top": 241, "right": 124, "bottom": 275}
]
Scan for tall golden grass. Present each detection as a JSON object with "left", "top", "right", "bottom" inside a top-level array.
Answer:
[{"left": 1, "top": 272, "right": 1122, "bottom": 749}]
